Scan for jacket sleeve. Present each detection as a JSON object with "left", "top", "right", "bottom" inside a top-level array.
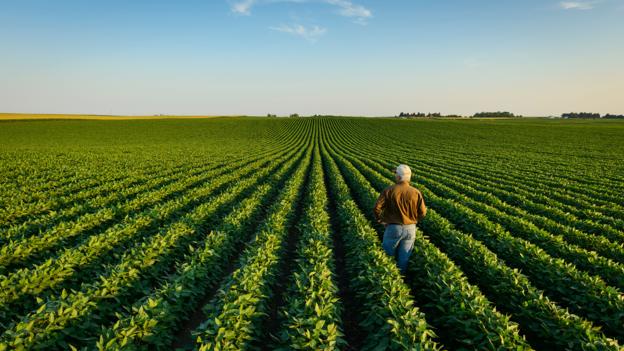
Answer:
[
  {"left": 373, "top": 189, "right": 386, "bottom": 223},
  {"left": 417, "top": 193, "right": 427, "bottom": 221}
]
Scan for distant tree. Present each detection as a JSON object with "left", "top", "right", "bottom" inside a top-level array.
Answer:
[
  {"left": 290, "top": 113, "right": 300, "bottom": 118},
  {"left": 473, "top": 111, "right": 516, "bottom": 118},
  {"left": 267, "top": 113, "right": 277, "bottom": 117},
  {"left": 603, "top": 114, "right": 624, "bottom": 119},
  {"left": 398, "top": 112, "right": 465, "bottom": 118},
  {"left": 562, "top": 112, "right": 601, "bottom": 119}
]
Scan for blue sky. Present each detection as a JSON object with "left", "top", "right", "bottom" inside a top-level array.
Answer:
[{"left": 1, "top": 0, "right": 623, "bottom": 116}]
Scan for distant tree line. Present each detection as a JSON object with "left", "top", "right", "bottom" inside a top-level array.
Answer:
[
  {"left": 561, "top": 112, "right": 601, "bottom": 119},
  {"left": 398, "top": 112, "right": 439, "bottom": 118},
  {"left": 604, "top": 114, "right": 624, "bottom": 119},
  {"left": 265, "top": 113, "right": 301, "bottom": 117},
  {"left": 267, "top": 113, "right": 301, "bottom": 117},
  {"left": 562, "top": 112, "right": 624, "bottom": 119},
  {"left": 397, "top": 112, "right": 463, "bottom": 118},
  {"left": 473, "top": 111, "right": 518, "bottom": 118}
]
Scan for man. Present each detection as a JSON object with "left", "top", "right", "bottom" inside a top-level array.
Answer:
[{"left": 373, "top": 164, "right": 427, "bottom": 274}]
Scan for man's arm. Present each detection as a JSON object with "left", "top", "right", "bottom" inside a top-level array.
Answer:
[
  {"left": 373, "top": 190, "right": 386, "bottom": 223},
  {"left": 417, "top": 193, "right": 427, "bottom": 221}
]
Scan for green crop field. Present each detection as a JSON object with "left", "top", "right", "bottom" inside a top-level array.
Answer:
[{"left": 0, "top": 117, "right": 623, "bottom": 350}]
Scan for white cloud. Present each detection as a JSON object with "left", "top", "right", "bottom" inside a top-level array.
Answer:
[
  {"left": 558, "top": 1, "right": 596, "bottom": 10},
  {"left": 230, "top": 0, "right": 372, "bottom": 23},
  {"left": 324, "top": 0, "right": 372, "bottom": 23},
  {"left": 231, "top": 0, "right": 257, "bottom": 15},
  {"left": 270, "top": 24, "right": 327, "bottom": 42}
]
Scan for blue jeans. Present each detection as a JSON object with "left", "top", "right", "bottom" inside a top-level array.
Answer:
[{"left": 382, "top": 224, "right": 416, "bottom": 273}]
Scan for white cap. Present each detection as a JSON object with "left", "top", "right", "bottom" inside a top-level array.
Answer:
[{"left": 396, "top": 164, "right": 411, "bottom": 182}]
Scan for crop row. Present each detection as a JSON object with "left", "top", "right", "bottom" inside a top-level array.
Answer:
[
  {"left": 328, "top": 123, "right": 624, "bottom": 293},
  {"left": 0, "top": 160, "right": 196, "bottom": 245},
  {"left": 93, "top": 136, "right": 311, "bottom": 350},
  {"left": 324, "top": 131, "right": 618, "bottom": 350},
  {"left": 320, "top": 136, "right": 533, "bottom": 350},
  {"left": 327, "top": 119, "right": 624, "bottom": 271},
  {"left": 0, "top": 135, "right": 306, "bottom": 268},
  {"left": 318, "top": 138, "right": 442, "bottom": 350},
  {"left": 0, "top": 141, "right": 303, "bottom": 337},
  {"left": 0, "top": 138, "right": 306, "bottom": 350},
  {"left": 193, "top": 142, "right": 314, "bottom": 350},
  {"left": 324, "top": 123, "right": 624, "bottom": 343},
  {"left": 324, "top": 143, "right": 619, "bottom": 348},
  {"left": 0, "top": 160, "right": 227, "bottom": 273},
  {"left": 336, "top": 118, "right": 624, "bottom": 212},
  {"left": 274, "top": 146, "right": 344, "bottom": 350},
  {"left": 381, "top": 120, "right": 624, "bottom": 202},
  {"left": 1, "top": 117, "right": 621, "bottom": 350},
  {"left": 0, "top": 116, "right": 310, "bottom": 228},
  {"left": 331, "top": 129, "right": 624, "bottom": 296},
  {"left": 331, "top": 118, "right": 624, "bottom": 237}
]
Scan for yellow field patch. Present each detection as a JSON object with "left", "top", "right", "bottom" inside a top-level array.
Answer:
[{"left": 0, "top": 113, "right": 235, "bottom": 121}]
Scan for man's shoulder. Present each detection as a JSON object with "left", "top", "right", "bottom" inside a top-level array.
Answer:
[
  {"left": 385, "top": 183, "right": 422, "bottom": 197},
  {"left": 382, "top": 185, "right": 395, "bottom": 195},
  {"left": 407, "top": 185, "right": 423, "bottom": 197}
]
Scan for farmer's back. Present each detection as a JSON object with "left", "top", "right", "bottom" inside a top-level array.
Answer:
[
  {"left": 373, "top": 164, "right": 427, "bottom": 274},
  {"left": 374, "top": 181, "right": 426, "bottom": 225}
]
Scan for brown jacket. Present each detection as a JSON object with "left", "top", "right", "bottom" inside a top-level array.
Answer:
[{"left": 373, "top": 181, "right": 427, "bottom": 225}]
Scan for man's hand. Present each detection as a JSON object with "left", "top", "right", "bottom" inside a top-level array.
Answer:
[{"left": 373, "top": 191, "right": 386, "bottom": 224}]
